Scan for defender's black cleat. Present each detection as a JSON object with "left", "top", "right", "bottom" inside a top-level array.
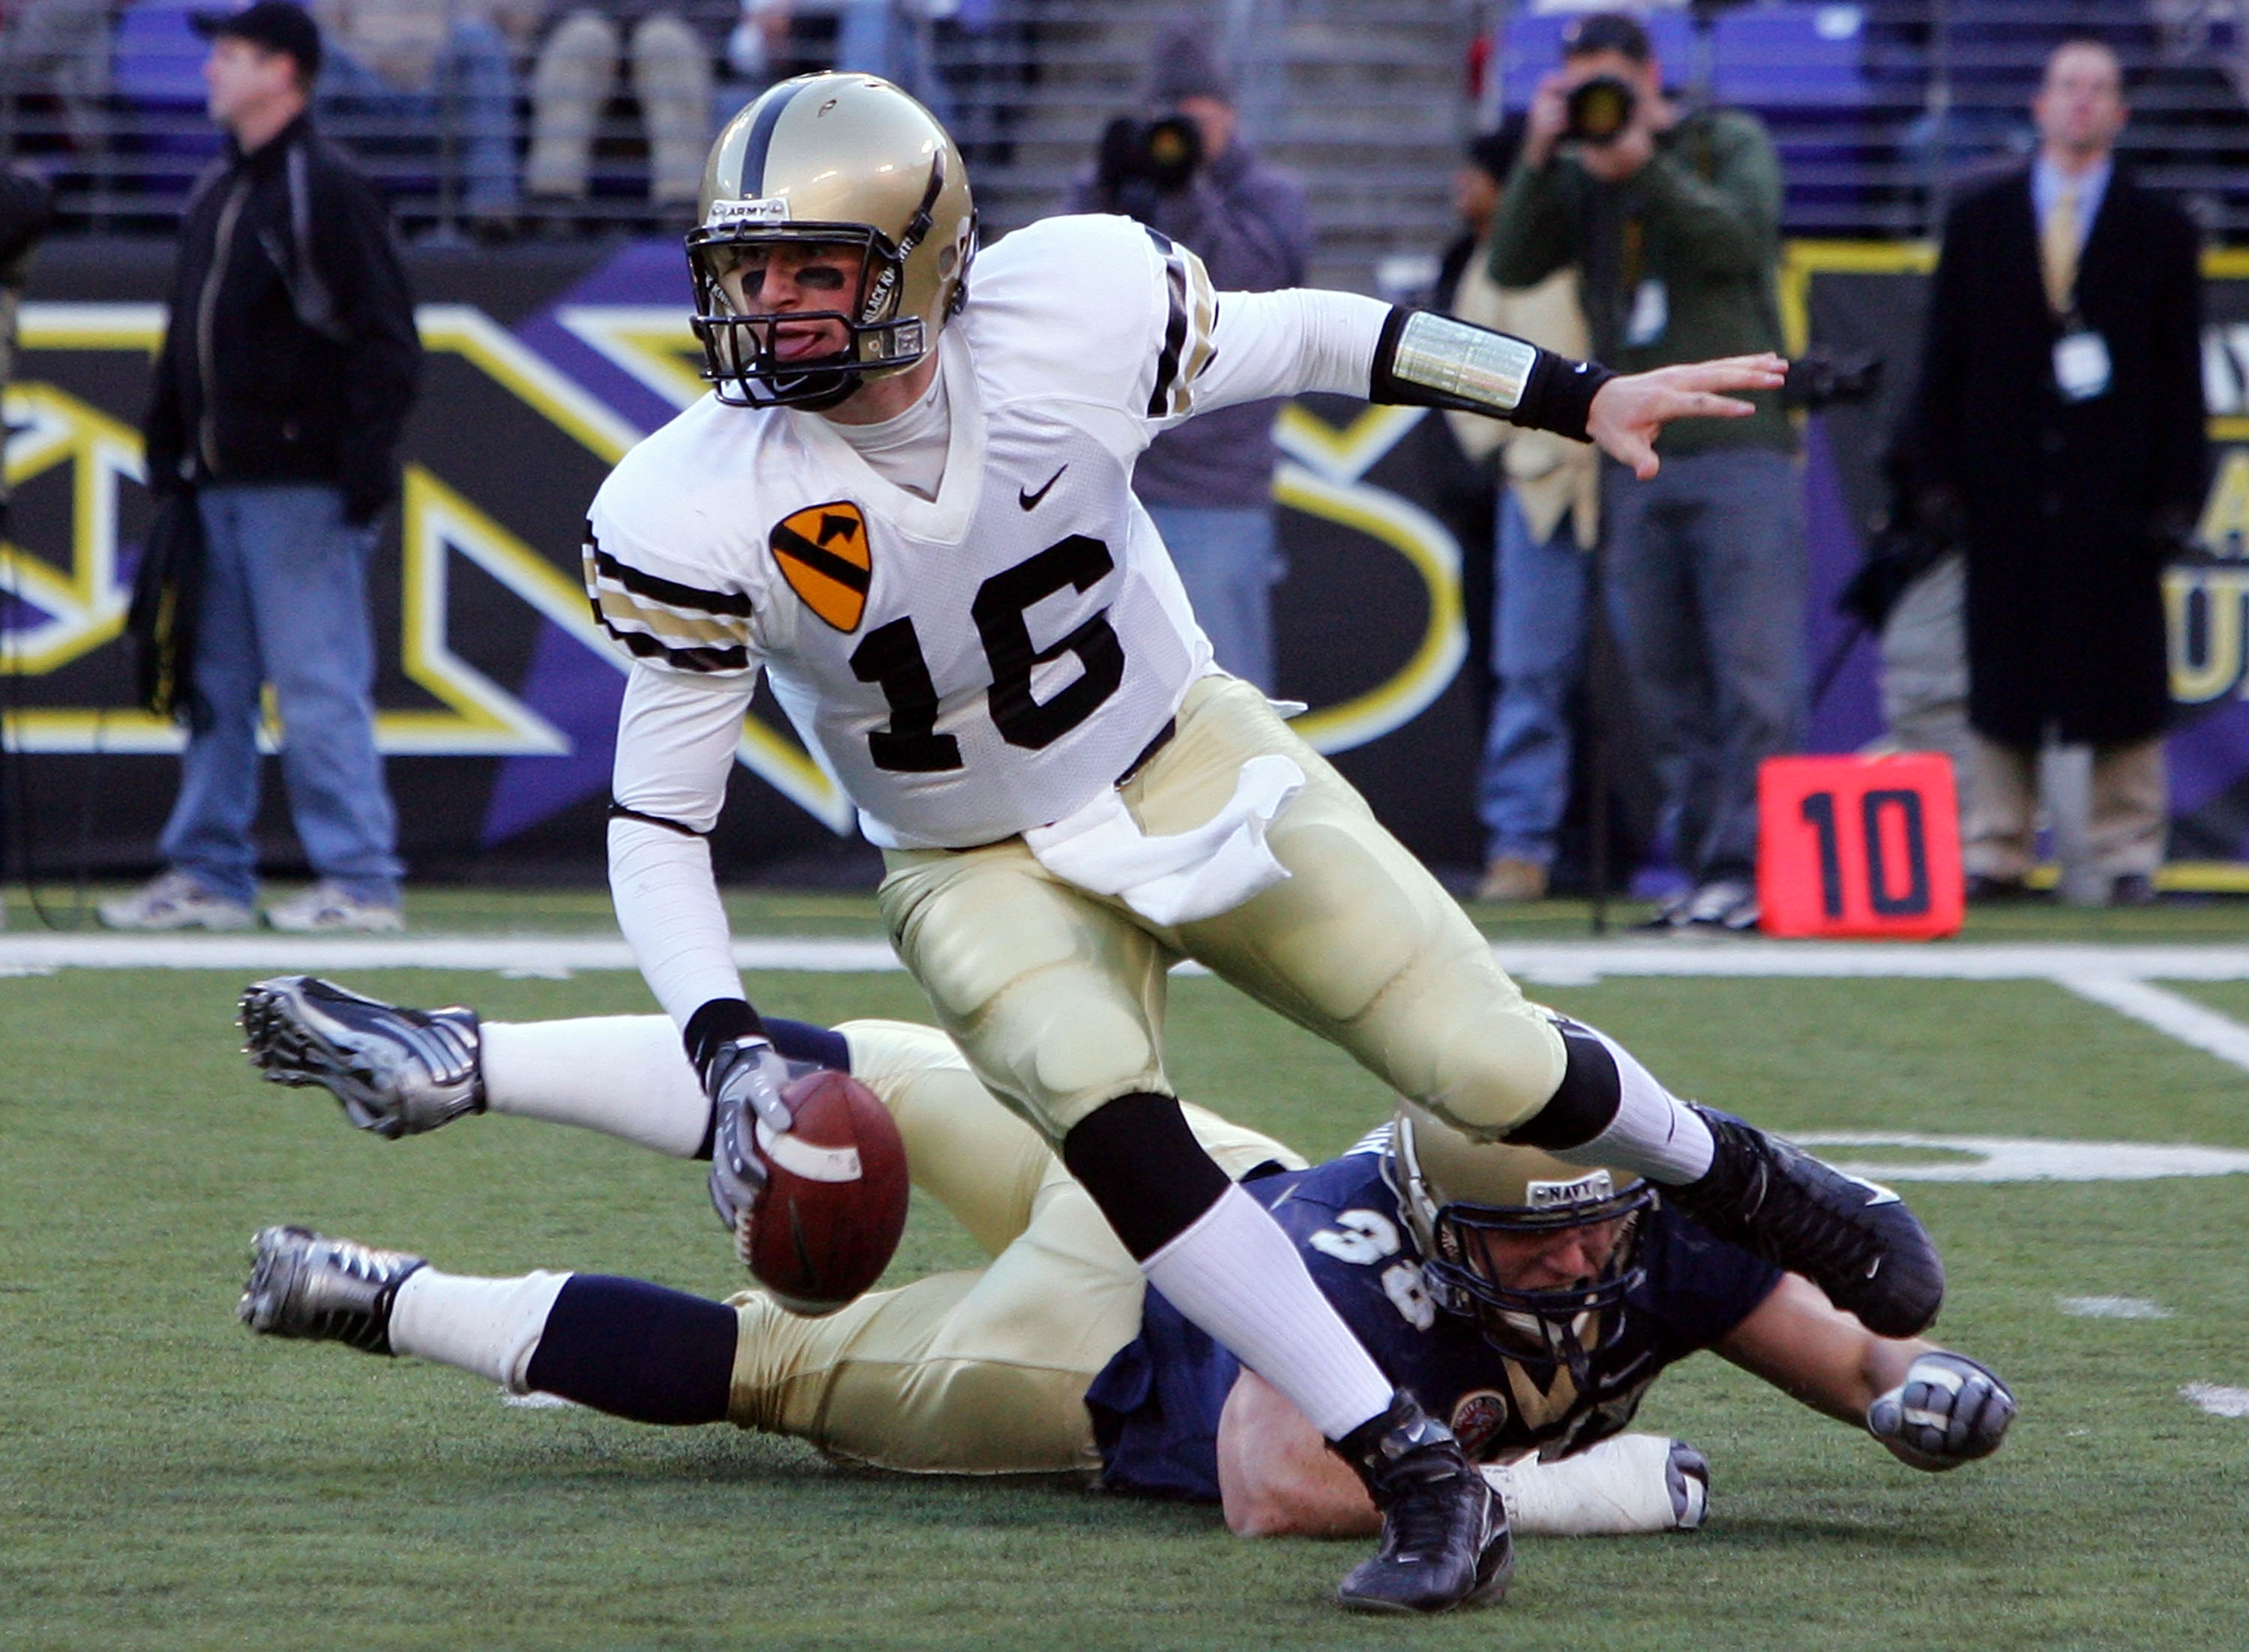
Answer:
[
  {"left": 1334, "top": 1391, "right": 1514, "bottom": 1613},
  {"left": 1667, "top": 1105, "right": 1944, "bottom": 1337}
]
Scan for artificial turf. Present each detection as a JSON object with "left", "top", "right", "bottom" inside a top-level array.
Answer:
[{"left": 4, "top": 896, "right": 2248, "bottom": 1648}]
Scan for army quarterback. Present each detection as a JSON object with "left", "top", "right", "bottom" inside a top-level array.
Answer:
[
  {"left": 231, "top": 980, "right": 2014, "bottom": 1547},
  {"left": 581, "top": 71, "right": 1941, "bottom": 1611}
]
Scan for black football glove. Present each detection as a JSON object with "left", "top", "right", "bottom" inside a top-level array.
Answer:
[{"left": 1867, "top": 1351, "right": 2016, "bottom": 1471}]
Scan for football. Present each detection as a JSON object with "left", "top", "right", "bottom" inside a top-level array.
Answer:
[{"left": 736, "top": 1067, "right": 910, "bottom": 1315}]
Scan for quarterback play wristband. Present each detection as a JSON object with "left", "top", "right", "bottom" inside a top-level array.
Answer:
[{"left": 1369, "top": 307, "right": 1616, "bottom": 441}]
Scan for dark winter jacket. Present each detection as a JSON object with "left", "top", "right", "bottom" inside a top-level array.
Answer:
[
  {"left": 1909, "top": 166, "right": 2208, "bottom": 746},
  {"left": 143, "top": 112, "right": 421, "bottom": 524}
]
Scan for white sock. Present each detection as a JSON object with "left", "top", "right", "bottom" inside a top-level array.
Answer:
[
  {"left": 482, "top": 1016, "right": 709, "bottom": 1157},
  {"left": 1481, "top": 1435, "right": 1704, "bottom": 1534},
  {"left": 1141, "top": 1184, "right": 1394, "bottom": 1441},
  {"left": 388, "top": 1268, "right": 573, "bottom": 1393},
  {"left": 1567, "top": 1027, "right": 1714, "bottom": 1185}
]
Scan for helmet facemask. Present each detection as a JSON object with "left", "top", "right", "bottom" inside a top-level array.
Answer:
[
  {"left": 687, "top": 153, "right": 969, "bottom": 411},
  {"left": 1389, "top": 1112, "right": 1656, "bottom": 1386}
]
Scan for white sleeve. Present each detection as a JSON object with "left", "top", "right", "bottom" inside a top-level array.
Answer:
[
  {"left": 1151, "top": 286, "right": 1388, "bottom": 431},
  {"left": 608, "top": 662, "right": 757, "bottom": 1028}
]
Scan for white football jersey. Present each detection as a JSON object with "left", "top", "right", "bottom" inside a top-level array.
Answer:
[{"left": 587, "top": 214, "right": 1386, "bottom": 849}]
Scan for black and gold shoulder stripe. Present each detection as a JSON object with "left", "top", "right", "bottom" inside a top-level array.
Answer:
[
  {"left": 582, "top": 523, "right": 755, "bottom": 674},
  {"left": 1143, "top": 226, "right": 1218, "bottom": 420}
]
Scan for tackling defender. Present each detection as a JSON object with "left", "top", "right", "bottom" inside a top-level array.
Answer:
[
  {"left": 585, "top": 72, "right": 1940, "bottom": 1610},
  {"left": 235, "top": 979, "right": 2012, "bottom": 1549}
]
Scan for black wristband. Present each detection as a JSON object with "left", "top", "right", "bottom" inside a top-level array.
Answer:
[
  {"left": 683, "top": 997, "right": 767, "bottom": 1084},
  {"left": 1513, "top": 349, "right": 1616, "bottom": 443}
]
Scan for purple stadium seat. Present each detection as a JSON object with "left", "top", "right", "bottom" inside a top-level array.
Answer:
[
  {"left": 1494, "top": 7, "right": 1697, "bottom": 112},
  {"left": 1712, "top": 4, "right": 1870, "bottom": 109}
]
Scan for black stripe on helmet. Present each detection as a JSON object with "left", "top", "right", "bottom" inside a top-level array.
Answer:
[{"left": 741, "top": 79, "right": 804, "bottom": 196}]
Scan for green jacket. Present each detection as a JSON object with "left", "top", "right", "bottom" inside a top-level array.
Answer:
[{"left": 1486, "top": 107, "right": 1792, "bottom": 455}]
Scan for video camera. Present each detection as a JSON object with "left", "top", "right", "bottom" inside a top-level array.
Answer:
[
  {"left": 1095, "top": 112, "right": 1205, "bottom": 219},
  {"left": 1782, "top": 347, "right": 1883, "bottom": 410}
]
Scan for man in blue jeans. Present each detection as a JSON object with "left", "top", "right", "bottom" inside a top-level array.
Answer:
[
  {"left": 102, "top": 1, "right": 420, "bottom": 934},
  {"left": 1486, "top": 13, "right": 1801, "bottom": 928},
  {"left": 1446, "top": 133, "right": 1601, "bottom": 904}
]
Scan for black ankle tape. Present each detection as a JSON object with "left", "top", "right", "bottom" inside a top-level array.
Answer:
[
  {"left": 1503, "top": 1027, "right": 1622, "bottom": 1150},
  {"left": 1062, "top": 1091, "right": 1232, "bottom": 1261}
]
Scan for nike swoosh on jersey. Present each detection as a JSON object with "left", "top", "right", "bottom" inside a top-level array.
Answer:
[
  {"left": 1846, "top": 1175, "right": 1903, "bottom": 1207},
  {"left": 1018, "top": 465, "right": 1067, "bottom": 510}
]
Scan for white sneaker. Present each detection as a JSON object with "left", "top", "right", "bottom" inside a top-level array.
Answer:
[
  {"left": 1639, "top": 878, "right": 1759, "bottom": 933},
  {"left": 263, "top": 882, "right": 405, "bottom": 933},
  {"left": 97, "top": 870, "right": 256, "bottom": 931}
]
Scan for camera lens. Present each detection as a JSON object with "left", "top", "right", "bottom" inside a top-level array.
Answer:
[{"left": 1566, "top": 76, "right": 1635, "bottom": 145}]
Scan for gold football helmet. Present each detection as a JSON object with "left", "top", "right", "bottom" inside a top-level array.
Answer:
[
  {"left": 688, "top": 73, "right": 977, "bottom": 409},
  {"left": 1388, "top": 1099, "right": 1653, "bottom": 1378}
]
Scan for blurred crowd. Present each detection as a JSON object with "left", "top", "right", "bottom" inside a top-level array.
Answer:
[
  {"left": 0, "top": 0, "right": 981, "bottom": 232},
  {"left": 1076, "top": 12, "right": 2210, "bottom": 921},
  {"left": 0, "top": 2, "right": 2225, "bottom": 923}
]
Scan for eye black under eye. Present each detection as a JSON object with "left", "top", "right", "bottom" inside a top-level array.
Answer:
[{"left": 798, "top": 268, "right": 847, "bottom": 290}]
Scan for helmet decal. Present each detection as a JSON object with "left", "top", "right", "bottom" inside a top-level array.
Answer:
[{"left": 705, "top": 196, "right": 791, "bottom": 229}]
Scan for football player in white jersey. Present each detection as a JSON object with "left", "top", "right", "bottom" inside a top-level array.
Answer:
[{"left": 582, "top": 72, "right": 1944, "bottom": 1613}]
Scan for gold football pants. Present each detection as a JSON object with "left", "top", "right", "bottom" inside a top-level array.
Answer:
[
  {"left": 877, "top": 673, "right": 1568, "bottom": 1142},
  {"left": 726, "top": 1019, "right": 1304, "bottom": 1473}
]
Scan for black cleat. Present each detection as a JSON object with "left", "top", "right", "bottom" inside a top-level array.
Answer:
[
  {"left": 1667, "top": 1105, "right": 1944, "bottom": 1337},
  {"left": 1334, "top": 1392, "right": 1513, "bottom": 1613},
  {"left": 236, "top": 1225, "right": 427, "bottom": 1354}
]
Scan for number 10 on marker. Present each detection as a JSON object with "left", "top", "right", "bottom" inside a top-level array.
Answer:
[{"left": 1755, "top": 754, "right": 1964, "bottom": 939}]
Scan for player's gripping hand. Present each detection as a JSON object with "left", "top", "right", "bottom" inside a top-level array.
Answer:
[
  {"left": 1867, "top": 1351, "right": 2016, "bottom": 1471},
  {"left": 706, "top": 1037, "right": 795, "bottom": 1233}
]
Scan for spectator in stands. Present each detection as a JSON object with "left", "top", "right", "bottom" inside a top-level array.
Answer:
[
  {"left": 1065, "top": 22, "right": 1310, "bottom": 693},
  {"left": 102, "top": 1, "right": 420, "bottom": 934},
  {"left": 1445, "top": 125, "right": 1601, "bottom": 905},
  {"left": 311, "top": 0, "right": 527, "bottom": 228},
  {"left": 528, "top": 4, "right": 712, "bottom": 213},
  {"left": 1906, "top": 37, "right": 2207, "bottom": 907},
  {"left": 1486, "top": 10, "right": 1796, "bottom": 932},
  {"left": 0, "top": 0, "right": 115, "bottom": 159}
]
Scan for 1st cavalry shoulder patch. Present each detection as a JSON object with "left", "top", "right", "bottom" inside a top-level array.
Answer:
[{"left": 769, "top": 501, "right": 872, "bottom": 632}]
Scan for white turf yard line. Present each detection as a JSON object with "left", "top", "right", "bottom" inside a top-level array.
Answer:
[
  {"left": 2059, "top": 1297, "right": 2173, "bottom": 1320},
  {"left": 2180, "top": 1383, "right": 2249, "bottom": 1418},
  {"left": 2053, "top": 974, "right": 2249, "bottom": 1074},
  {"left": 16, "top": 932, "right": 2249, "bottom": 1075},
  {"left": 17, "top": 934, "right": 2249, "bottom": 978},
  {"left": 0, "top": 932, "right": 900, "bottom": 974}
]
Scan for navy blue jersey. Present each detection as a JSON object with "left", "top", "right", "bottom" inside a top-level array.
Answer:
[{"left": 1085, "top": 1135, "right": 1783, "bottom": 1501}]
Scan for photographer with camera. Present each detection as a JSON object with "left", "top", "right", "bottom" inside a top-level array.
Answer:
[
  {"left": 1487, "top": 10, "right": 1796, "bottom": 931},
  {"left": 1062, "top": 23, "right": 1310, "bottom": 693}
]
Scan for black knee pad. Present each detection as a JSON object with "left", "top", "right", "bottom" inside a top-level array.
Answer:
[
  {"left": 1502, "top": 1025, "right": 1622, "bottom": 1151},
  {"left": 1062, "top": 1091, "right": 1232, "bottom": 1260}
]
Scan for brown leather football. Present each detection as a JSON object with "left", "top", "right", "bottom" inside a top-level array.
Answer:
[{"left": 735, "top": 1067, "right": 909, "bottom": 1315}]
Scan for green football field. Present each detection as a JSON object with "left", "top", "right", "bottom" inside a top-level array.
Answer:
[{"left": 5, "top": 890, "right": 2249, "bottom": 1650}]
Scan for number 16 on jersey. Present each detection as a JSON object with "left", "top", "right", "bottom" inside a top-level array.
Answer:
[{"left": 1756, "top": 753, "right": 1964, "bottom": 939}]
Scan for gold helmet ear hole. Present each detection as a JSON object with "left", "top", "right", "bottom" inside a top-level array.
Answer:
[{"left": 937, "top": 245, "right": 957, "bottom": 277}]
